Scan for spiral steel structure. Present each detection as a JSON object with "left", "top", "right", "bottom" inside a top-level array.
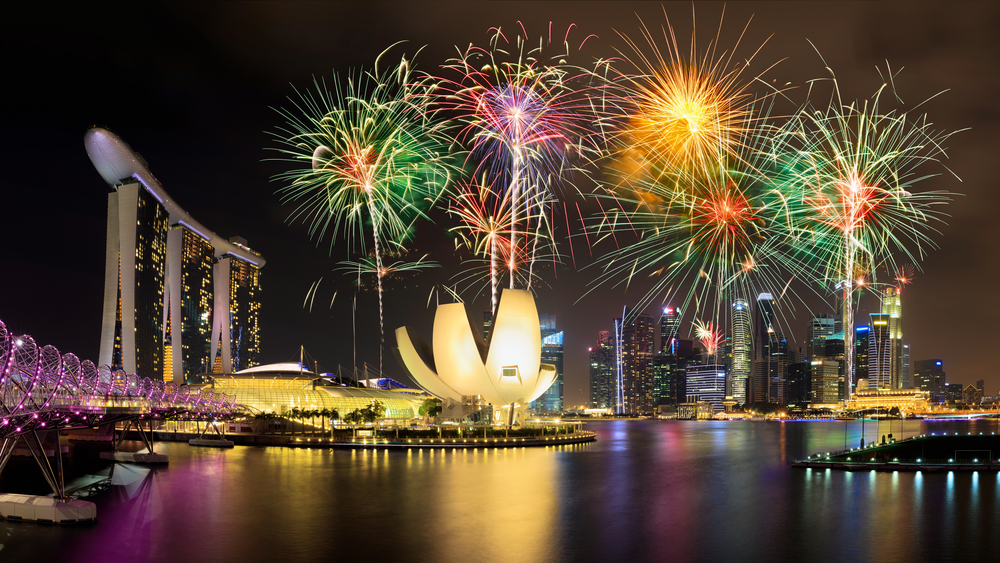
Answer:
[{"left": 0, "top": 317, "right": 239, "bottom": 443}]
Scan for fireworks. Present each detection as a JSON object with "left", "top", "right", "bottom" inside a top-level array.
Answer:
[
  {"left": 605, "top": 9, "right": 780, "bottom": 190},
  {"left": 270, "top": 47, "right": 453, "bottom": 375},
  {"left": 774, "top": 66, "right": 959, "bottom": 397},
  {"left": 694, "top": 319, "right": 725, "bottom": 357},
  {"left": 431, "top": 22, "right": 611, "bottom": 291}
]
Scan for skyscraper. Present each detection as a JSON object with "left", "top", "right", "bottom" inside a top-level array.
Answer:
[
  {"left": 731, "top": 299, "right": 751, "bottom": 405},
  {"left": 913, "top": 359, "right": 946, "bottom": 403},
  {"left": 212, "top": 238, "right": 264, "bottom": 374},
  {"left": 749, "top": 293, "right": 777, "bottom": 404},
  {"left": 810, "top": 360, "right": 841, "bottom": 406},
  {"left": 534, "top": 314, "right": 564, "bottom": 413},
  {"left": 882, "top": 287, "right": 903, "bottom": 388},
  {"left": 589, "top": 331, "right": 615, "bottom": 409},
  {"left": 902, "top": 344, "right": 912, "bottom": 388},
  {"left": 854, "top": 325, "right": 870, "bottom": 390},
  {"left": 87, "top": 127, "right": 266, "bottom": 380},
  {"left": 616, "top": 308, "right": 655, "bottom": 414},
  {"left": 660, "top": 306, "right": 680, "bottom": 349},
  {"left": 165, "top": 226, "right": 214, "bottom": 383},
  {"left": 768, "top": 334, "right": 790, "bottom": 404},
  {"left": 806, "top": 314, "right": 836, "bottom": 361},
  {"left": 868, "top": 313, "right": 892, "bottom": 389},
  {"left": 100, "top": 181, "right": 169, "bottom": 378}
]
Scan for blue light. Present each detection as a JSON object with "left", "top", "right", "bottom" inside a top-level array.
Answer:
[
  {"left": 856, "top": 327, "right": 870, "bottom": 332},
  {"left": 936, "top": 362, "right": 942, "bottom": 366}
]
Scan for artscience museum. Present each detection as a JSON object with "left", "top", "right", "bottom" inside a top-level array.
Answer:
[{"left": 395, "top": 289, "right": 558, "bottom": 425}]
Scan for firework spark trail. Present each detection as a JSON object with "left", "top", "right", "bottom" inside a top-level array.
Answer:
[
  {"left": 430, "top": 22, "right": 613, "bottom": 294},
  {"left": 270, "top": 46, "right": 452, "bottom": 376},
  {"left": 694, "top": 319, "right": 725, "bottom": 358},
  {"left": 585, "top": 10, "right": 802, "bottom": 351},
  {"left": 774, "top": 63, "right": 961, "bottom": 398}
]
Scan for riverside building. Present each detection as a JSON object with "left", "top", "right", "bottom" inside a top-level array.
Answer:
[{"left": 86, "top": 127, "right": 265, "bottom": 382}]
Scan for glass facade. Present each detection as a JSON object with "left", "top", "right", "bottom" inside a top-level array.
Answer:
[
  {"left": 589, "top": 331, "right": 615, "bottom": 409},
  {"left": 228, "top": 256, "right": 262, "bottom": 371},
  {"left": 617, "top": 309, "right": 655, "bottom": 414},
  {"left": 180, "top": 229, "right": 214, "bottom": 382},
  {"left": 730, "top": 299, "right": 751, "bottom": 404},
  {"left": 685, "top": 364, "right": 727, "bottom": 411},
  {"left": 534, "top": 314, "right": 563, "bottom": 413}
]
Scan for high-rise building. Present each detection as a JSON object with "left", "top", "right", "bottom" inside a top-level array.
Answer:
[
  {"left": 810, "top": 360, "right": 841, "bottom": 406},
  {"left": 868, "top": 313, "right": 892, "bottom": 389},
  {"left": 99, "top": 180, "right": 169, "bottom": 378},
  {"left": 944, "top": 382, "right": 964, "bottom": 404},
  {"left": 731, "top": 299, "right": 751, "bottom": 405},
  {"left": 901, "top": 344, "right": 911, "bottom": 388},
  {"left": 654, "top": 337, "right": 695, "bottom": 407},
  {"left": 768, "top": 334, "right": 790, "bottom": 404},
  {"left": 913, "top": 359, "right": 946, "bottom": 403},
  {"left": 212, "top": 238, "right": 264, "bottom": 374},
  {"left": 833, "top": 281, "right": 846, "bottom": 334},
  {"left": 806, "top": 314, "right": 836, "bottom": 361},
  {"left": 786, "top": 361, "right": 811, "bottom": 406},
  {"left": 854, "top": 325, "right": 870, "bottom": 389},
  {"left": 882, "top": 288, "right": 903, "bottom": 388},
  {"left": 685, "top": 364, "right": 727, "bottom": 411},
  {"left": 483, "top": 311, "right": 493, "bottom": 343},
  {"left": 660, "top": 306, "right": 680, "bottom": 350},
  {"left": 87, "top": 127, "right": 266, "bottom": 380},
  {"left": 616, "top": 308, "right": 655, "bottom": 414},
  {"left": 754, "top": 293, "right": 776, "bottom": 361},
  {"left": 589, "top": 331, "right": 615, "bottom": 409},
  {"left": 165, "top": 226, "right": 214, "bottom": 383},
  {"left": 534, "top": 314, "right": 563, "bottom": 413}
]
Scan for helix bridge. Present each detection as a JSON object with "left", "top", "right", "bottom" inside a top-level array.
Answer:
[{"left": 0, "top": 317, "right": 242, "bottom": 511}]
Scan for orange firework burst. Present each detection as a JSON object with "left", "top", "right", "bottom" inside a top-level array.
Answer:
[{"left": 608, "top": 8, "right": 777, "bottom": 187}]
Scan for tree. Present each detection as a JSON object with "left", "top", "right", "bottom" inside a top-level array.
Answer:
[
  {"left": 361, "top": 400, "right": 386, "bottom": 425},
  {"left": 418, "top": 398, "right": 443, "bottom": 422}
]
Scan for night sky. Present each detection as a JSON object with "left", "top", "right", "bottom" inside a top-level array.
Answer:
[{"left": 2, "top": 1, "right": 997, "bottom": 406}]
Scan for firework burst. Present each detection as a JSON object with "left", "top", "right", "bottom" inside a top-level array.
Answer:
[
  {"left": 270, "top": 46, "right": 453, "bottom": 375},
  {"left": 694, "top": 319, "right": 725, "bottom": 357},
  {"left": 605, "top": 8, "right": 782, "bottom": 192},
  {"left": 430, "top": 22, "right": 611, "bottom": 292},
  {"left": 775, "top": 63, "right": 961, "bottom": 397}
]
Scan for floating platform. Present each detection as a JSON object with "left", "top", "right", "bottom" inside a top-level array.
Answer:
[
  {"left": 189, "top": 439, "right": 234, "bottom": 448},
  {"left": 794, "top": 432, "right": 1000, "bottom": 472},
  {"left": 0, "top": 494, "right": 96, "bottom": 523},
  {"left": 99, "top": 449, "right": 168, "bottom": 464}
]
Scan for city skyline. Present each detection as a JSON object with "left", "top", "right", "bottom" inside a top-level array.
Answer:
[{"left": 0, "top": 2, "right": 995, "bottom": 408}]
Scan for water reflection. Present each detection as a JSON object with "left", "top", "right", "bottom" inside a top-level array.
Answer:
[{"left": 0, "top": 421, "right": 997, "bottom": 562}]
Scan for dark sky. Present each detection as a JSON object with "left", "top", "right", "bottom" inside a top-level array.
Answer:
[{"left": 1, "top": 1, "right": 997, "bottom": 405}]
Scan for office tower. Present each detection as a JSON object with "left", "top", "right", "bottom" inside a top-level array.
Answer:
[
  {"left": 754, "top": 293, "right": 776, "bottom": 360},
  {"left": 902, "top": 344, "right": 911, "bottom": 388},
  {"left": 100, "top": 180, "right": 169, "bottom": 377},
  {"left": 483, "top": 311, "right": 493, "bottom": 343},
  {"left": 854, "top": 325, "right": 870, "bottom": 388},
  {"left": 731, "top": 299, "right": 751, "bottom": 404},
  {"left": 976, "top": 379, "right": 985, "bottom": 393},
  {"left": 616, "top": 308, "right": 655, "bottom": 414},
  {"left": 810, "top": 360, "right": 841, "bottom": 405},
  {"left": 868, "top": 313, "right": 891, "bottom": 389},
  {"left": 660, "top": 306, "right": 680, "bottom": 350},
  {"left": 655, "top": 336, "right": 696, "bottom": 407},
  {"left": 212, "top": 237, "right": 263, "bottom": 374},
  {"left": 165, "top": 226, "right": 214, "bottom": 383},
  {"left": 768, "top": 334, "right": 790, "bottom": 404},
  {"left": 823, "top": 332, "right": 847, "bottom": 400},
  {"left": 685, "top": 364, "right": 727, "bottom": 411},
  {"left": 913, "top": 359, "right": 946, "bottom": 403},
  {"left": 590, "top": 331, "right": 615, "bottom": 409},
  {"left": 534, "top": 314, "right": 564, "bottom": 413},
  {"left": 944, "top": 382, "right": 964, "bottom": 403},
  {"left": 882, "top": 288, "right": 903, "bottom": 387},
  {"left": 833, "top": 281, "right": 846, "bottom": 334},
  {"left": 806, "top": 314, "right": 836, "bottom": 361},
  {"left": 786, "top": 362, "right": 811, "bottom": 406},
  {"left": 87, "top": 128, "right": 266, "bottom": 380}
]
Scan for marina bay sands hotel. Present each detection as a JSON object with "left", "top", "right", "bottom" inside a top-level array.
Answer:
[{"left": 84, "top": 127, "right": 265, "bottom": 384}]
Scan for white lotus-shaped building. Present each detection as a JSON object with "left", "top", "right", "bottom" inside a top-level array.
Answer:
[{"left": 395, "top": 289, "right": 557, "bottom": 421}]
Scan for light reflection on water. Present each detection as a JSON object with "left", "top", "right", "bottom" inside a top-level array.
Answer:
[{"left": 0, "top": 420, "right": 996, "bottom": 562}]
